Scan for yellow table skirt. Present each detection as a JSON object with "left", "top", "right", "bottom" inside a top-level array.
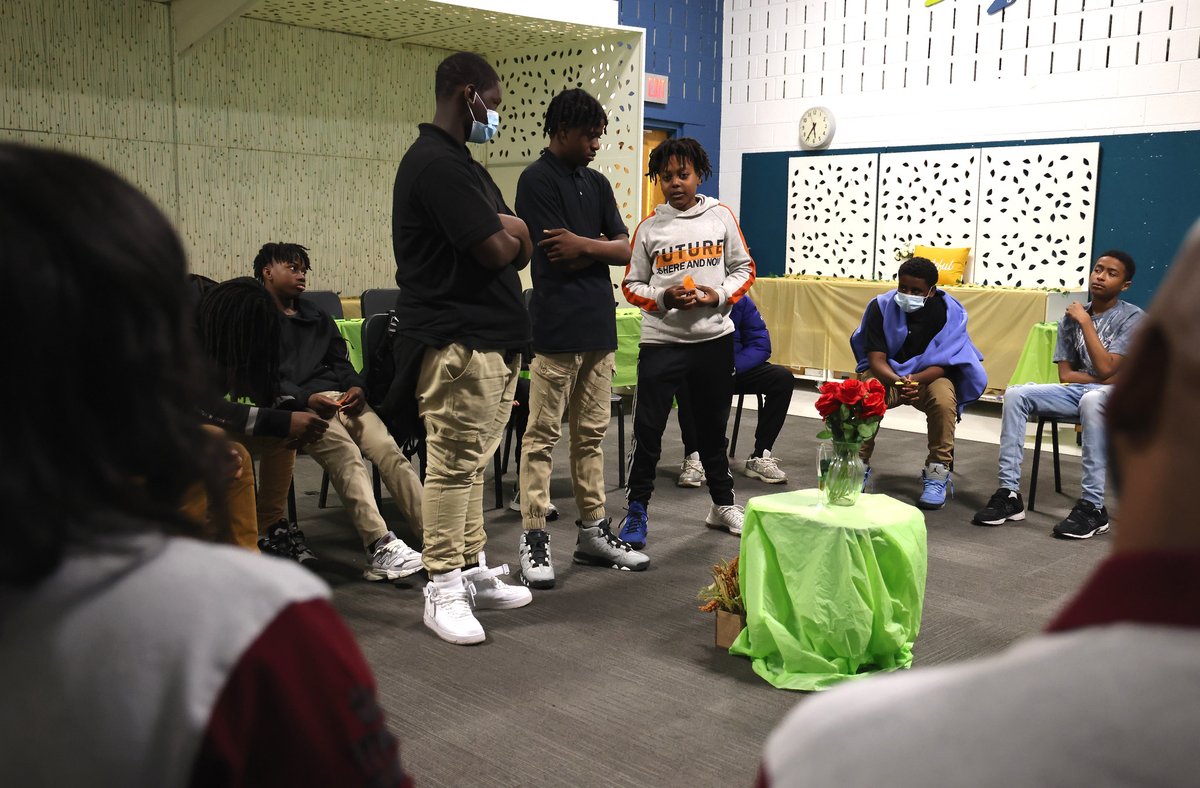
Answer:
[{"left": 749, "top": 277, "right": 1053, "bottom": 395}]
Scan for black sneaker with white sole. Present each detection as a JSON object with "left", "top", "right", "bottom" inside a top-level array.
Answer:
[
  {"left": 972, "top": 488, "right": 1026, "bottom": 526},
  {"left": 1052, "top": 499, "right": 1110, "bottom": 539}
]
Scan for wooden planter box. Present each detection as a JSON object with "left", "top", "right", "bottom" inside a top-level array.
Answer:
[{"left": 715, "top": 609, "right": 747, "bottom": 649}]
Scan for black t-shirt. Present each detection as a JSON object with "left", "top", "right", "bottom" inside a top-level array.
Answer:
[
  {"left": 515, "top": 149, "right": 628, "bottom": 354},
  {"left": 862, "top": 292, "right": 948, "bottom": 363},
  {"left": 391, "top": 124, "right": 530, "bottom": 350}
]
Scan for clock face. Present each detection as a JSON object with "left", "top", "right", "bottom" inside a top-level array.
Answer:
[{"left": 800, "top": 107, "right": 834, "bottom": 149}]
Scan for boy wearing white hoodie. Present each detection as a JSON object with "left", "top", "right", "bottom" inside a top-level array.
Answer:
[{"left": 619, "top": 138, "right": 757, "bottom": 549}]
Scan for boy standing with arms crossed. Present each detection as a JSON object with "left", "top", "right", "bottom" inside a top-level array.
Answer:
[
  {"left": 392, "top": 52, "right": 533, "bottom": 645},
  {"left": 621, "top": 138, "right": 756, "bottom": 548},
  {"left": 514, "top": 88, "right": 649, "bottom": 589}
]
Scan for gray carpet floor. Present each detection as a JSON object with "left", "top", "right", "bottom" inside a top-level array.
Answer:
[{"left": 290, "top": 391, "right": 1109, "bottom": 787}]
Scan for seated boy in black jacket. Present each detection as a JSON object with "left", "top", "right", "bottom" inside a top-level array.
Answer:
[{"left": 256, "top": 243, "right": 425, "bottom": 581}]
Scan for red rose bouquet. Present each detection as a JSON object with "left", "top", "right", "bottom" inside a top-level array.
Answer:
[
  {"left": 815, "top": 377, "right": 887, "bottom": 443},
  {"left": 814, "top": 378, "right": 887, "bottom": 506}
]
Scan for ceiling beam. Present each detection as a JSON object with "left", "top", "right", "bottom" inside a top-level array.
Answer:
[{"left": 172, "top": 0, "right": 260, "bottom": 57}]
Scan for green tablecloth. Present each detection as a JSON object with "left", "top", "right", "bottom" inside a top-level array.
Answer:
[
  {"left": 1008, "top": 322, "right": 1059, "bottom": 387},
  {"left": 614, "top": 308, "right": 642, "bottom": 388},
  {"left": 335, "top": 318, "right": 364, "bottom": 372},
  {"left": 730, "top": 489, "right": 928, "bottom": 691}
]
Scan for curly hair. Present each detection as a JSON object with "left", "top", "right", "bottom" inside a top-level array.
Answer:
[
  {"left": 898, "top": 256, "right": 939, "bottom": 288},
  {"left": 252, "top": 242, "right": 310, "bottom": 281},
  {"left": 543, "top": 88, "right": 608, "bottom": 137},
  {"left": 647, "top": 137, "right": 712, "bottom": 183}
]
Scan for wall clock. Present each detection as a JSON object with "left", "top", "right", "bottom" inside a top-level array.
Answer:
[{"left": 799, "top": 106, "right": 835, "bottom": 150}]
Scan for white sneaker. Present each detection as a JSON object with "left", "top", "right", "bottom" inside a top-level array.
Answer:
[
  {"left": 362, "top": 532, "right": 423, "bottom": 581},
  {"left": 462, "top": 554, "right": 533, "bottom": 610},
  {"left": 423, "top": 574, "right": 485, "bottom": 645},
  {"left": 705, "top": 503, "right": 745, "bottom": 536},
  {"left": 509, "top": 485, "right": 559, "bottom": 520},
  {"left": 744, "top": 450, "right": 787, "bottom": 484},
  {"left": 677, "top": 452, "right": 706, "bottom": 488}
]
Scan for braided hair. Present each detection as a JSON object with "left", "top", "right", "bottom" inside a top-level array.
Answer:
[
  {"left": 0, "top": 142, "right": 215, "bottom": 585},
  {"left": 647, "top": 137, "right": 712, "bottom": 183},
  {"left": 543, "top": 88, "right": 608, "bottom": 137},
  {"left": 252, "top": 242, "right": 310, "bottom": 281},
  {"left": 196, "top": 277, "right": 281, "bottom": 404}
]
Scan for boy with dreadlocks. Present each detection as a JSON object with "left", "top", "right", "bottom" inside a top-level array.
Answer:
[
  {"left": 620, "top": 137, "right": 756, "bottom": 548},
  {"left": 512, "top": 87, "right": 649, "bottom": 589},
  {"left": 192, "top": 277, "right": 329, "bottom": 558},
  {"left": 255, "top": 243, "right": 426, "bottom": 582}
]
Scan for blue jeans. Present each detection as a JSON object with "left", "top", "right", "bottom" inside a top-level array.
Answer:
[{"left": 998, "top": 383, "right": 1110, "bottom": 507}]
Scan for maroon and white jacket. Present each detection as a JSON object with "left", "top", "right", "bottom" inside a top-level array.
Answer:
[{"left": 0, "top": 531, "right": 412, "bottom": 787}]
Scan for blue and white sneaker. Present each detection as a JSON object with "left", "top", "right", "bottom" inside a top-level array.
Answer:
[
  {"left": 617, "top": 501, "right": 649, "bottom": 549},
  {"left": 862, "top": 464, "right": 873, "bottom": 493},
  {"left": 917, "top": 463, "right": 953, "bottom": 510}
]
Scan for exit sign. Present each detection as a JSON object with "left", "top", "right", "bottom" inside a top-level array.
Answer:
[{"left": 645, "top": 73, "right": 669, "bottom": 104}]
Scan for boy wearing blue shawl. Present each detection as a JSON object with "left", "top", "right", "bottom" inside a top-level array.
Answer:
[{"left": 850, "top": 257, "right": 987, "bottom": 509}]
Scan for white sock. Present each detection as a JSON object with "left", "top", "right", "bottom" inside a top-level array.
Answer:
[{"left": 430, "top": 569, "right": 462, "bottom": 591}]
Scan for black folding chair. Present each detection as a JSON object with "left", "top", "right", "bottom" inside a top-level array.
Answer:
[
  {"left": 299, "top": 289, "right": 343, "bottom": 319},
  {"left": 1028, "top": 415, "right": 1081, "bottom": 511},
  {"left": 728, "top": 392, "right": 765, "bottom": 458},
  {"left": 360, "top": 288, "right": 401, "bottom": 317}
]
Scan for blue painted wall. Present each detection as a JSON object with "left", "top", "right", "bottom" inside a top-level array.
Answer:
[
  {"left": 617, "top": 0, "right": 723, "bottom": 196},
  {"left": 739, "top": 130, "right": 1200, "bottom": 308}
]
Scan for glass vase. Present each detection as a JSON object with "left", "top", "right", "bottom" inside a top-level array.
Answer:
[{"left": 818, "top": 441, "right": 865, "bottom": 507}]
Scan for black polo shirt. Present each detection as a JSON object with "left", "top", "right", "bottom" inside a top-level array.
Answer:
[
  {"left": 515, "top": 149, "right": 628, "bottom": 354},
  {"left": 391, "top": 123, "right": 529, "bottom": 350},
  {"left": 862, "top": 292, "right": 948, "bottom": 363}
]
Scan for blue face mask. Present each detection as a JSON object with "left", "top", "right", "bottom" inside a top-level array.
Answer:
[
  {"left": 466, "top": 91, "right": 500, "bottom": 144},
  {"left": 895, "top": 292, "right": 928, "bottom": 313}
]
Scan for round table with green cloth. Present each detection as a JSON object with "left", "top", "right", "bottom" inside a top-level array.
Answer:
[
  {"left": 730, "top": 489, "right": 928, "bottom": 691},
  {"left": 1008, "top": 321, "right": 1059, "bottom": 387}
]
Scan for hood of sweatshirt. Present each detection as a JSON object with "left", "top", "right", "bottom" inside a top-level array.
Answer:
[{"left": 653, "top": 193, "right": 721, "bottom": 220}]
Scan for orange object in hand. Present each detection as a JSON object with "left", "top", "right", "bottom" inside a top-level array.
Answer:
[{"left": 682, "top": 274, "right": 696, "bottom": 290}]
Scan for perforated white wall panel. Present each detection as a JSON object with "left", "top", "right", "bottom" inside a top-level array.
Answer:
[
  {"left": 876, "top": 149, "right": 980, "bottom": 279},
  {"left": 2, "top": 0, "right": 643, "bottom": 296},
  {"left": 246, "top": 0, "right": 624, "bottom": 48},
  {"left": 489, "top": 36, "right": 644, "bottom": 225},
  {"left": 785, "top": 153, "right": 877, "bottom": 277},
  {"left": 975, "top": 142, "right": 1100, "bottom": 288}
]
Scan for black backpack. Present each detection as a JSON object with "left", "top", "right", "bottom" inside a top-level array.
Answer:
[
  {"left": 364, "top": 311, "right": 426, "bottom": 472},
  {"left": 363, "top": 310, "right": 399, "bottom": 408}
]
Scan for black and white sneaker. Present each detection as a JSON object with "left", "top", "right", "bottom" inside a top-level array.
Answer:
[
  {"left": 1052, "top": 499, "right": 1110, "bottom": 539},
  {"left": 257, "top": 520, "right": 295, "bottom": 560},
  {"left": 518, "top": 529, "right": 555, "bottom": 588},
  {"left": 287, "top": 521, "right": 319, "bottom": 567},
  {"left": 972, "top": 488, "right": 1026, "bottom": 526},
  {"left": 573, "top": 519, "right": 650, "bottom": 571}
]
